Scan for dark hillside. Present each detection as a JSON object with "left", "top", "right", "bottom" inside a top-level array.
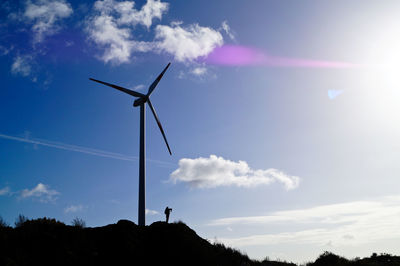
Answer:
[
  {"left": 0, "top": 218, "right": 398, "bottom": 266},
  {"left": 0, "top": 218, "right": 293, "bottom": 266}
]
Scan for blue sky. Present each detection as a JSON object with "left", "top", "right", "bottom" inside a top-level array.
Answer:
[{"left": 1, "top": 0, "right": 400, "bottom": 263}]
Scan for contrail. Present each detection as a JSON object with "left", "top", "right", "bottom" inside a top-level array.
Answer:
[{"left": 0, "top": 133, "right": 174, "bottom": 168}]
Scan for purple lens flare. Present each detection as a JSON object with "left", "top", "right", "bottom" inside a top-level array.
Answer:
[{"left": 203, "top": 45, "right": 358, "bottom": 68}]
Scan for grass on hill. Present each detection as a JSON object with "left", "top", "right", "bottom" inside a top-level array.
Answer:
[{"left": 0, "top": 216, "right": 398, "bottom": 266}]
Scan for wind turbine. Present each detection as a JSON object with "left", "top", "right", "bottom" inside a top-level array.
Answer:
[{"left": 89, "top": 63, "right": 172, "bottom": 226}]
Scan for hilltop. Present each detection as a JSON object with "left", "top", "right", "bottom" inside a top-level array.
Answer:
[{"left": 0, "top": 218, "right": 399, "bottom": 266}]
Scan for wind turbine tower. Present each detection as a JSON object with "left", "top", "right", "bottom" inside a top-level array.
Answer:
[{"left": 90, "top": 63, "right": 172, "bottom": 226}]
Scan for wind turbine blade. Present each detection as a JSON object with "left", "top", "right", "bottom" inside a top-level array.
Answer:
[
  {"left": 89, "top": 78, "right": 146, "bottom": 98},
  {"left": 147, "top": 99, "right": 172, "bottom": 155},
  {"left": 147, "top": 63, "right": 171, "bottom": 97}
]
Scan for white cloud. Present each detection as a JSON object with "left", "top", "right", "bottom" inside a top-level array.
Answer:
[
  {"left": 5, "top": 1, "right": 71, "bottom": 82},
  {"left": 133, "top": 84, "right": 145, "bottom": 90},
  {"left": 177, "top": 70, "right": 185, "bottom": 79},
  {"left": 64, "top": 204, "right": 85, "bottom": 213},
  {"left": 210, "top": 200, "right": 382, "bottom": 226},
  {"left": 113, "top": 0, "right": 168, "bottom": 28},
  {"left": 0, "top": 45, "right": 13, "bottom": 56},
  {"left": 221, "top": 20, "right": 235, "bottom": 41},
  {"left": 87, "top": 0, "right": 224, "bottom": 64},
  {"left": 145, "top": 208, "right": 159, "bottom": 215},
  {"left": 211, "top": 195, "right": 400, "bottom": 248},
  {"left": 178, "top": 65, "right": 215, "bottom": 80},
  {"left": 0, "top": 186, "right": 11, "bottom": 196},
  {"left": 65, "top": 40, "right": 74, "bottom": 47},
  {"left": 20, "top": 183, "right": 59, "bottom": 202},
  {"left": 24, "top": 0, "right": 73, "bottom": 43},
  {"left": 155, "top": 22, "right": 223, "bottom": 62},
  {"left": 87, "top": 13, "right": 139, "bottom": 64},
  {"left": 170, "top": 155, "right": 300, "bottom": 190},
  {"left": 191, "top": 66, "right": 207, "bottom": 76},
  {"left": 87, "top": 0, "right": 167, "bottom": 64},
  {"left": 11, "top": 55, "right": 34, "bottom": 77}
]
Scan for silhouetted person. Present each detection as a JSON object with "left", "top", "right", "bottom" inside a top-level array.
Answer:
[{"left": 164, "top": 207, "right": 172, "bottom": 223}]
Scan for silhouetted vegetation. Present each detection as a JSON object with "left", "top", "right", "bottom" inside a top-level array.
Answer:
[
  {"left": 14, "top": 214, "right": 28, "bottom": 228},
  {"left": 307, "top": 251, "right": 350, "bottom": 266},
  {"left": 24, "top": 217, "right": 65, "bottom": 227},
  {"left": 0, "top": 217, "right": 399, "bottom": 266},
  {"left": 0, "top": 216, "right": 9, "bottom": 227},
  {"left": 260, "top": 256, "right": 296, "bottom": 266},
  {"left": 71, "top": 217, "right": 86, "bottom": 228}
]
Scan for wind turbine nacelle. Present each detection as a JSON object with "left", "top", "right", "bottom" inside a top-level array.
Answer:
[{"left": 133, "top": 97, "right": 148, "bottom": 107}]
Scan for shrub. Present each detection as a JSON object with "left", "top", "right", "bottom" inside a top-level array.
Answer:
[
  {"left": 173, "top": 220, "right": 186, "bottom": 225},
  {"left": 313, "top": 251, "right": 349, "bottom": 265},
  {"left": 0, "top": 216, "right": 9, "bottom": 227},
  {"left": 15, "top": 214, "right": 28, "bottom": 228},
  {"left": 71, "top": 217, "right": 86, "bottom": 228},
  {"left": 261, "top": 256, "right": 270, "bottom": 262},
  {"left": 30, "top": 217, "right": 65, "bottom": 226}
]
